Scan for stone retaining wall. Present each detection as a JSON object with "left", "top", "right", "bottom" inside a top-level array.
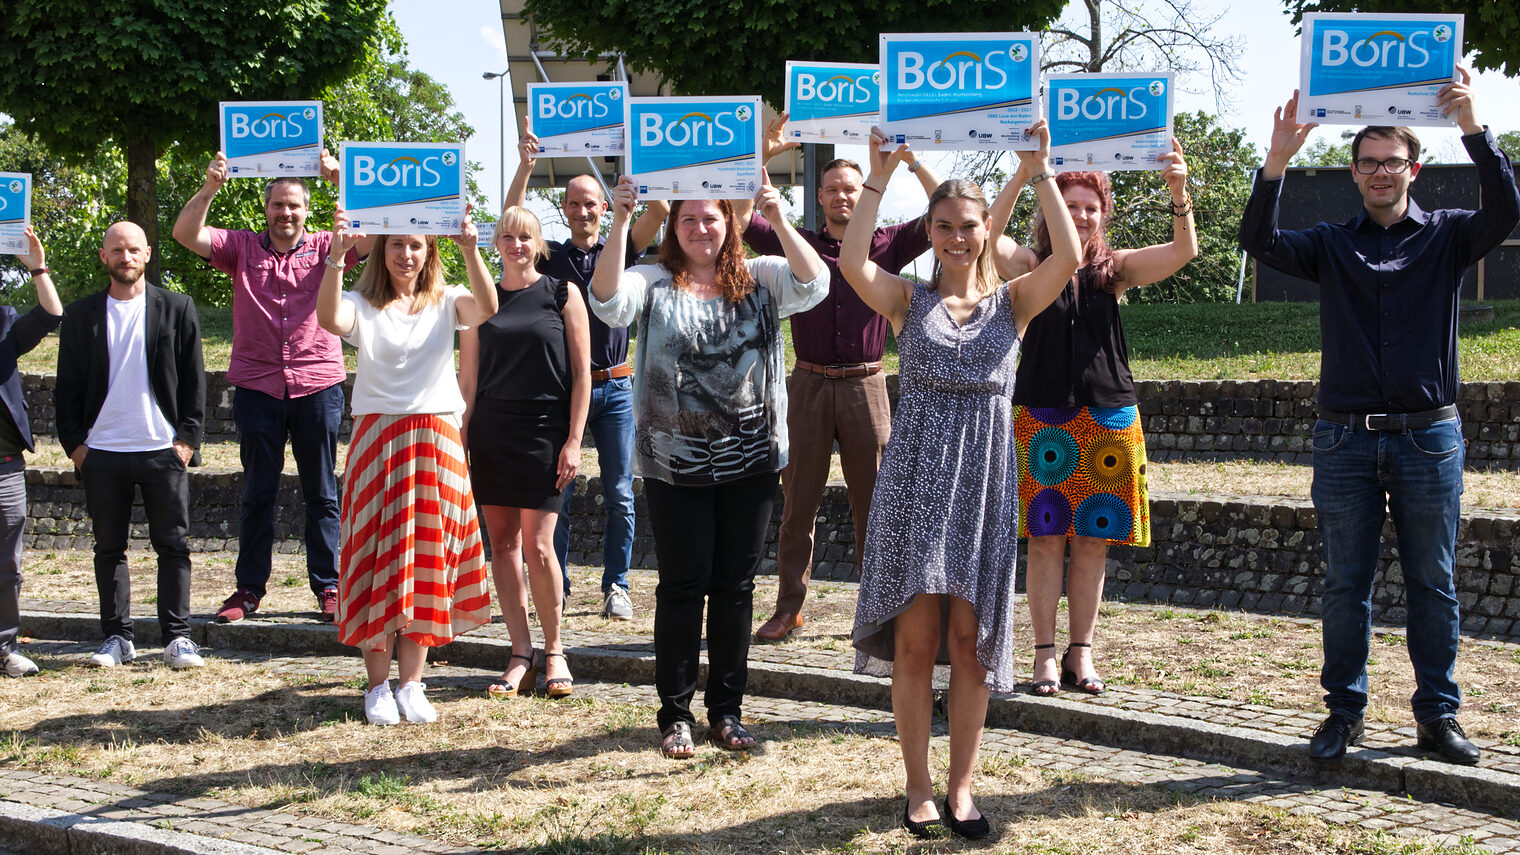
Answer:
[
  {"left": 19, "top": 372, "right": 1520, "bottom": 469},
  {"left": 22, "top": 468, "right": 1520, "bottom": 639}
]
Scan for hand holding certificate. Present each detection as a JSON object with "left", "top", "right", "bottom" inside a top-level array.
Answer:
[
  {"left": 0, "top": 173, "right": 32, "bottom": 255},
  {"left": 1296, "top": 13, "right": 1464, "bottom": 127}
]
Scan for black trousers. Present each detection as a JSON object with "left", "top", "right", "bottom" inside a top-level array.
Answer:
[
  {"left": 80, "top": 448, "right": 193, "bottom": 643},
  {"left": 645, "top": 470, "right": 778, "bottom": 731}
]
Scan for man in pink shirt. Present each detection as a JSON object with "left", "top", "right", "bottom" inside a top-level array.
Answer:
[{"left": 172, "top": 152, "right": 369, "bottom": 622}]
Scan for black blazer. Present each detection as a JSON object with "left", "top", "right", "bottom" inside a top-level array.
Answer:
[
  {"left": 55, "top": 284, "right": 205, "bottom": 462},
  {"left": 0, "top": 305, "right": 63, "bottom": 452}
]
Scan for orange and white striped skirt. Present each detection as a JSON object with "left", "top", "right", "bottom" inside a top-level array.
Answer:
[{"left": 337, "top": 413, "right": 490, "bottom": 651}]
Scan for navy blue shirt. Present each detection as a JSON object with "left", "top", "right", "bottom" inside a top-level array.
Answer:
[
  {"left": 538, "top": 237, "right": 640, "bottom": 371},
  {"left": 1240, "top": 129, "right": 1519, "bottom": 413}
]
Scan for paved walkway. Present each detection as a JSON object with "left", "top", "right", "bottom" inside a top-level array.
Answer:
[{"left": 6, "top": 570, "right": 1520, "bottom": 853}]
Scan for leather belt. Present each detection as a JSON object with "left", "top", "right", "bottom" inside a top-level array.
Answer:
[
  {"left": 591, "top": 363, "right": 632, "bottom": 382},
  {"left": 1319, "top": 404, "right": 1458, "bottom": 432},
  {"left": 795, "top": 360, "right": 882, "bottom": 379}
]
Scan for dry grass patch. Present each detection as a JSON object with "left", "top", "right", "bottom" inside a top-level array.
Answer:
[{"left": 0, "top": 656, "right": 1490, "bottom": 854}]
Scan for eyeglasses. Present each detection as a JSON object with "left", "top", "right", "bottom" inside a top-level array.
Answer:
[{"left": 1354, "top": 157, "right": 1413, "bottom": 175}]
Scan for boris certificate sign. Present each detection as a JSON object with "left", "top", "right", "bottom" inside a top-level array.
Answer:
[
  {"left": 0, "top": 173, "right": 30, "bottom": 255},
  {"left": 1048, "top": 73, "right": 1174, "bottom": 172},
  {"left": 784, "top": 61, "right": 879, "bottom": 144},
  {"left": 340, "top": 142, "right": 466, "bottom": 235},
  {"left": 626, "top": 96, "right": 762, "bottom": 201},
  {"left": 879, "top": 33, "right": 1040, "bottom": 151},
  {"left": 528, "top": 82, "right": 627, "bottom": 156},
  {"left": 219, "top": 101, "right": 324, "bottom": 177},
  {"left": 1297, "top": 13, "right": 1463, "bottom": 126}
]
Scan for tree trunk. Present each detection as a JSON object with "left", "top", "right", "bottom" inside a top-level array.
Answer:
[{"left": 124, "top": 136, "right": 161, "bottom": 285}]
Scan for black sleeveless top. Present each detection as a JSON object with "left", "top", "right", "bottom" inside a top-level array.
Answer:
[
  {"left": 474, "top": 275, "right": 571, "bottom": 412},
  {"left": 1013, "top": 266, "right": 1136, "bottom": 407}
]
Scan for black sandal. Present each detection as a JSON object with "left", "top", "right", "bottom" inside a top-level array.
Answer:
[
  {"left": 1031, "top": 643, "right": 1060, "bottom": 696},
  {"left": 486, "top": 650, "right": 536, "bottom": 698},
  {"left": 708, "top": 714, "right": 756, "bottom": 751},
  {"left": 1061, "top": 642, "right": 1106, "bottom": 694},
  {"left": 660, "top": 721, "right": 696, "bottom": 759},
  {"left": 543, "top": 652, "right": 574, "bottom": 698}
]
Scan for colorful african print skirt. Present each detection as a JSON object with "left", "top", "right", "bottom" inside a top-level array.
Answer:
[
  {"left": 1013, "top": 404, "right": 1150, "bottom": 546},
  {"left": 337, "top": 413, "right": 490, "bottom": 651}
]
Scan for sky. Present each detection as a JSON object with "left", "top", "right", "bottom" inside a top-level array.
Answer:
[{"left": 389, "top": 0, "right": 1518, "bottom": 259}]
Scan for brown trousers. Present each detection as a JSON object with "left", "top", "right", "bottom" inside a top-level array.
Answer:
[{"left": 773, "top": 368, "right": 893, "bottom": 615}]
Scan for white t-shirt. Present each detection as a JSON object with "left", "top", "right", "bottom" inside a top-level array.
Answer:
[
  {"left": 86, "top": 291, "right": 175, "bottom": 452},
  {"left": 342, "top": 285, "right": 472, "bottom": 417}
]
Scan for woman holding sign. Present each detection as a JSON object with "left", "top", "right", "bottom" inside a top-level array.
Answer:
[
  {"left": 318, "top": 217, "right": 499, "bottom": 726},
  {"left": 590, "top": 174, "right": 827, "bottom": 759},
  {"left": 459, "top": 205, "right": 590, "bottom": 700},
  {"left": 843, "top": 123, "right": 1080, "bottom": 839},
  {"left": 1006, "top": 144, "right": 1196, "bottom": 698}
]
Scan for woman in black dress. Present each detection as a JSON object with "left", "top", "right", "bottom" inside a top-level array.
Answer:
[{"left": 460, "top": 205, "right": 591, "bottom": 699}]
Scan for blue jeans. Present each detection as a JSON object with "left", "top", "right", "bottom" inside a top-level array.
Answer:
[
  {"left": 554, "top": 376, "right": 636, "bottom": 594},
  {"left": 233, "top": 385, "right": 343, "bottom": 598},
  {"left": 1311, "top": 417, "right": 1464, "bottom": 724}
]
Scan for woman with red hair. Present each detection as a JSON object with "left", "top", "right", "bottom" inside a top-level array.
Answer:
[{"left": 1001, "top": 142, "right": 1197, "bottom": 697}]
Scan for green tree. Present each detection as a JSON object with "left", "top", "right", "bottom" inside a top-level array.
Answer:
[
  {"left": 1283, "top": 1, "right": 1520, "bottom": 77},
  {"left": 0, "top": 0, "right": 389, "bottom": 280},
  {"left": 998, "top": 111, "right": 1257, "bottom": 303},
  {"left": 1291, "top": 138, "right": 1352, "bottom": 167},
  {"left": 1497, "top": 130, "right": 1520, "bottom": 156},
  {"left": 520, "top": 0, "right": 1066, "bottom": 107}
]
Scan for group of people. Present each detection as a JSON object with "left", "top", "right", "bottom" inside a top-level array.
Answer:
[{"left": 0, "top": 68, "right": 1513, "bottom": 841}]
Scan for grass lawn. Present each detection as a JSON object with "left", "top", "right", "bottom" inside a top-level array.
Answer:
[{"left": 13, "top": 300, "right": 1520, "bottom": 382}]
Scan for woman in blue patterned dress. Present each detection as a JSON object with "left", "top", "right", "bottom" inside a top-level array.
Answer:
[{"left": 841, "top": 123, "right": 1080, "bottom": 840}]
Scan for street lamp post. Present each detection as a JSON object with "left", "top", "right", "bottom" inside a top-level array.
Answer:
[{"left": 483, "top": 69, "right": 510, "bottom": 209}]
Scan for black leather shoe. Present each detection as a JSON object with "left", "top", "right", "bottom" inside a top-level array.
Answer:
[
  {"left": 943, "top": 796, "right": 991, "bottom": 840},
  {"left": 1417, "top": 717, "right": 1481, "bottom": 766},
  {"left": 1308, "top": 713, "right": 1364, "bottom": 761}
]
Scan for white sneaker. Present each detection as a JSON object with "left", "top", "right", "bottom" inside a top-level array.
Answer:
[
  {"left": 88, "top": 635, "right": 136, "bottom": 667},
  {"left": 163, "top": 637, "right": 205, "bottom": 669},
  {"left": 364, "top": 682, "right": 400, "bottom": 726},
  {"left": 2, "top": 650, "right": 39, "bottom": 678},
  {"left": 603, "top": 584, "right": 634, "bottom": 621},
  {"left": 395, "top": 681, "right": 438, "bottom": 723}
]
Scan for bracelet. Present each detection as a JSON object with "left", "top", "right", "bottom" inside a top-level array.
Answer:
[
  {"left": 324, "top": 254, "right": 345, "bottom": 270},
  {"left": 29, "top": 267, "right": 48, "bottom": 277},
  {"left": 861, "top": 184, "right": 884, "bottom": 195},
  {"left": 1028, "top": 171, "right": 1056, "bottom": 186},
  {"left": 907, "top": 160, "right": 921, "bottom": 173},
  {"left": 1170, "top": 197, "right": 1193, "bottom": 218}
]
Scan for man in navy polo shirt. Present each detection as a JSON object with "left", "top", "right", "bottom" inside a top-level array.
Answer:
[
  {"left": 507, "top": 132, "right": 668, "bottom": 620},
  {"left": 173, "top": 151, "right": 371, "bottom": 623},
  {"left": 1240, "top": 71, "right": 1518, "bottom": 766},
  {"left": 739, "top": 116, "right": 940, "bottom": 642}
]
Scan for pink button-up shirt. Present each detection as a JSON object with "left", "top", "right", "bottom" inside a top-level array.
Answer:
[{"left": 207, "top": 228, "right": 355, "bottom": 398}]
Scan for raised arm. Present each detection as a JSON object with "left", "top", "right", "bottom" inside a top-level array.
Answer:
[
  {"left": 450, "top": 208, "right": 500, "bottom": 327},
  {"left": 733, "top": 112, "right": 804, "bottom": 235},
  {"left": 1239, "top": 91, "right": 1326, "bottom": 280},
  {"left": 754, "top": 170, "right": 824, "bottom": 287},
  {"left": 171, "top": 152, "right": 228, "bottom": 258},
  {"left": 591, "top": 177, "right": 637, "bottom": 305},
  {"left": 319, "top": 148, "right": 377, "bottom": 260},
  {"left": 1111, "top": 138, "right": 1199, "bottom": 291},
  {"left": 318, "top": 213, "right": 360, "bottom": 337},
  {"left": 839, "top": 127, "right": 916, "bottom": 331},
  {"left": 17, "top": 227, "right": 62, "bottom": 318},
  {"left": 1009, "top": 121, "right": 1082, "bottom": 333},
  {"left": 990, "top": 156, "right": 1034, "bottom": 280},
  {"left": 505, "top": 127, "right": 538, "bottom": 211},
  {"left": 629, "top": 199, "right": 669, "bottom": 255},
  {"left": 1261, "top": 89, "right": 1319, "bottom": 181}
]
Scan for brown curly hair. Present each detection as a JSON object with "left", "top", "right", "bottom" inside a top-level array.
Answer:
[
  {"left": 1033, "top": 171, "right": 1118, "bottom": 293},
  {"left": 659, "top": 198, "right": 755, "bottom": 303}
]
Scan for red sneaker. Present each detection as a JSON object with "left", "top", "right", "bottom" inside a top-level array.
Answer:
[
  {"left": 216, "top": 588, "right": 260, "bottom": 623},
  {"left": 317, "top": 588, "right": 338, "bottom": 622}
]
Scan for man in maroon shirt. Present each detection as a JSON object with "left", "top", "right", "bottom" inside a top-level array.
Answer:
[
  {"left": 173, "top": 152, "right": 372, "bottom": 623},
  {"left": 741, "top": 117, "right": 940, "bottom": 641}
]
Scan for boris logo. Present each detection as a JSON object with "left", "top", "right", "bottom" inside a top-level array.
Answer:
[
  {"left": 352, "top": 153, "right": 448, "bottom": 189},
  {"left": 796, "top": 73, "right": 874, "bottom": 105},
  {"left": 1056, "top": 86, "right": 1152, "bottom": 122},
  {"left": 895, "top": 46, "right": 1014, "bottom": 92},
  {"left": 536, "top": 91, "right": 616, "bottom": 122},
  {"left": 639, "top": 110, "right": 741, "bottom": 148},
  {"left": 229, "top": 107, "right": 315, "bottom": 141},
  {"left": 1321, "top": 27, "right": 1435, "bottom": 69}
]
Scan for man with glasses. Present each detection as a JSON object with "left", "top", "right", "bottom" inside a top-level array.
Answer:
[{"left": 1240, "top": 71, "right": 1519, "bottom": 766}]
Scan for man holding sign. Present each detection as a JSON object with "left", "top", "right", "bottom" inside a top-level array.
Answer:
[
  {"left": 507, "top": 132, "right": 668, "bottom": 620},
  {"left": 173, "top": 151, "right": 368, "bottom": 624},
  {"left": 1240, "top": 72, "right": 1519, "bottom": 766},
  {"left": 742, "top": 116, "right": 940, "bottom": 642}
]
